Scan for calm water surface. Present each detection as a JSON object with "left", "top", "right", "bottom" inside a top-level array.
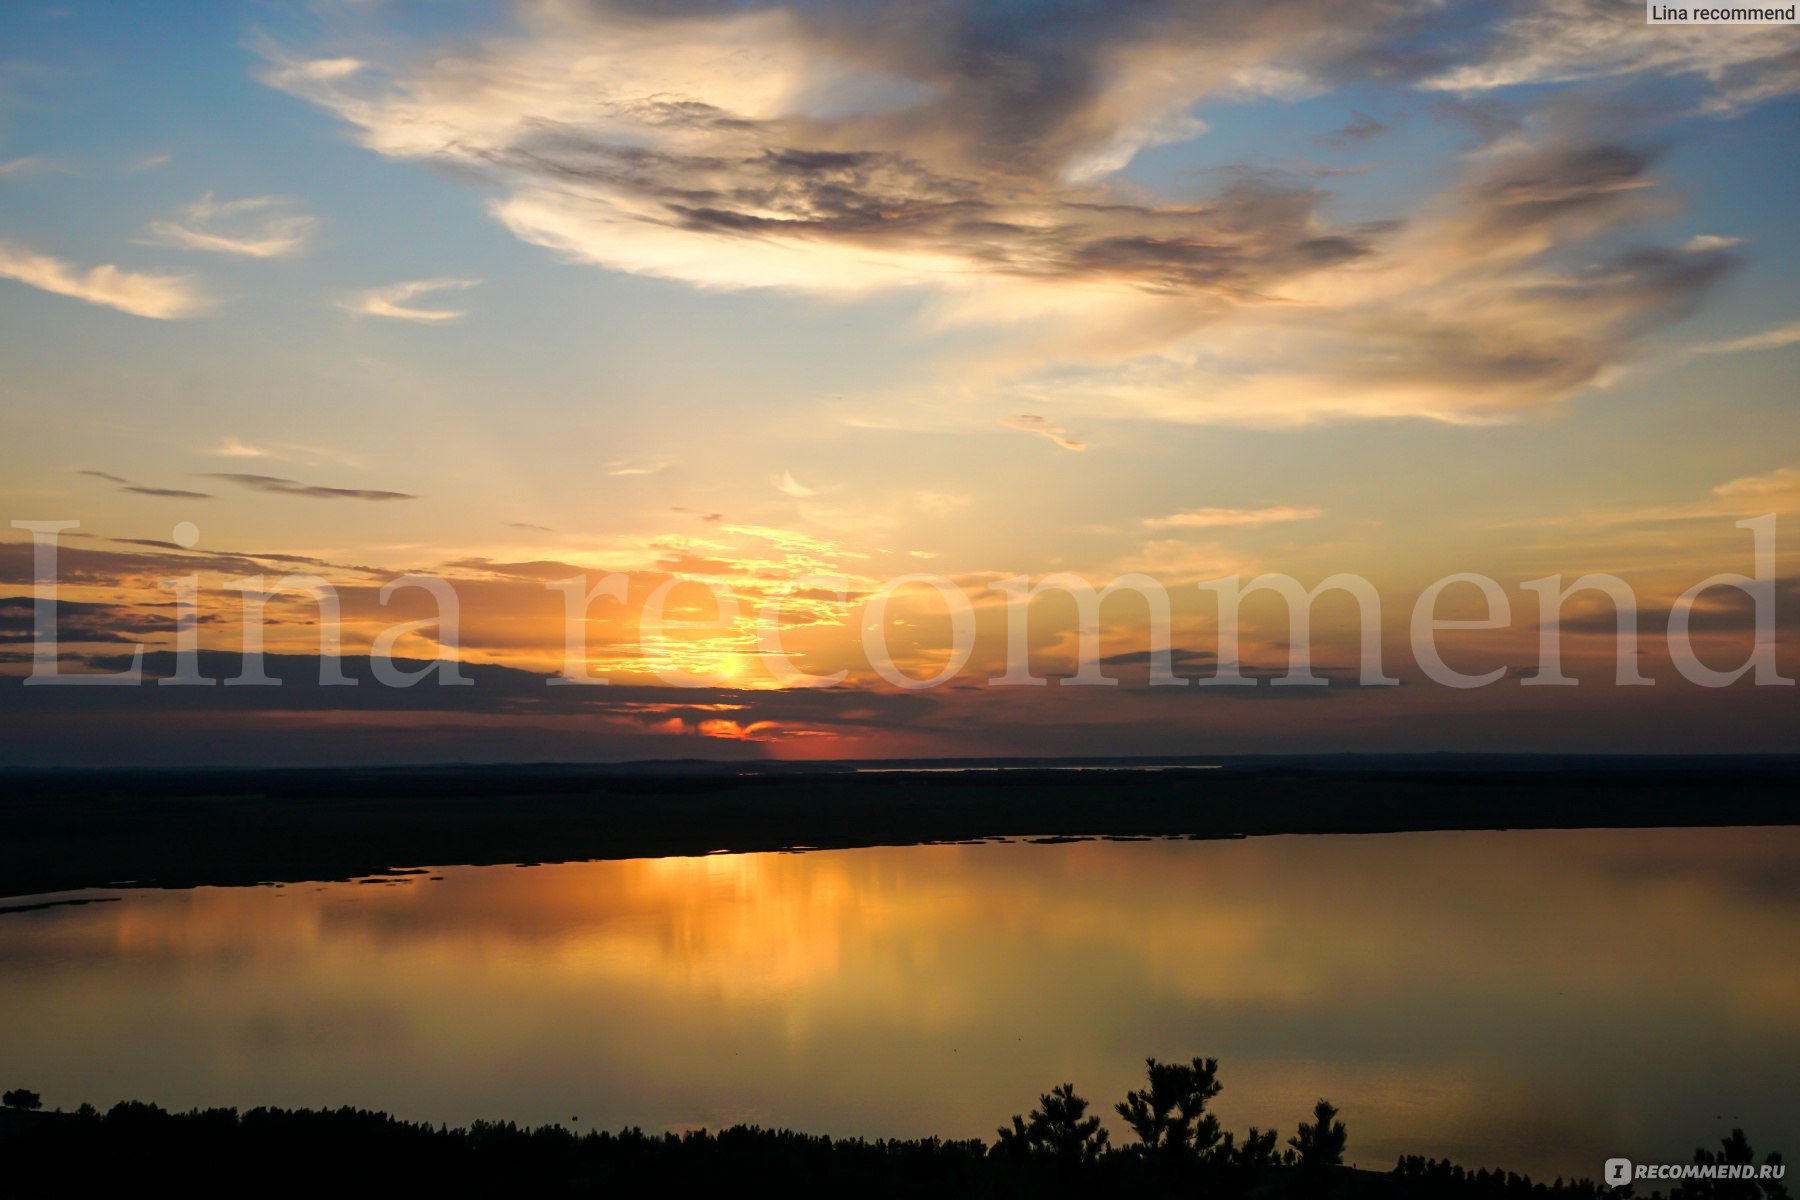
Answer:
[{"left": 2, "top": 827, "right": 1795, "bottom": 1180}]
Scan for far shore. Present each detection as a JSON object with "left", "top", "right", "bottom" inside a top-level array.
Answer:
[{"left": 3, "top": 754, "right": 1796, "bottom": 900}]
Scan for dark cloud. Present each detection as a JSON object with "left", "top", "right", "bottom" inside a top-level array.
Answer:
[
  {"left": 79, "top": 469, "right": 214, "bottom": 500},
  {"left": 1427, "top": 95, "right": 1522, "bottom": 144},
  {"left": 0, "top": 596, "right": 211, "bottom": 645},
  {"left": 0, "top": 650, "right": 936, "bottom": 733},
  {"left": 0, "top": 539, "right": 389, "bottom": 588},
  {"left": 1271, "top": 138, "right": 1743, "bottom": 413},
  {"left": 219, "top": 550, "right": 389, "bottom": 576},
  {"left": 1095, "top": 647, "right": 1216, "bottom": 666},
  {"left": 1120, "top": 661, "right": 1387, "bottom": 695},
  {"left": 201, "top": 473, "right": 417, "bottom": 501},
  {"left": 2, "top": 540, "right": 262, "bottom": 586},
  {"left": 1318, "top": 111, "right": 1390, "bottom": 147},
  {"left": 1553, "top": 577, "right": 1800, "bottom": 638},
  {"left": 486, "top": 126, "right": 1374, "bottom": 299},
  {"left": 1456, "top": 142, "right": 1665, "bottom": 249},
  {"left": 123, "top": 486, "right": 214, "bottom": 499}
]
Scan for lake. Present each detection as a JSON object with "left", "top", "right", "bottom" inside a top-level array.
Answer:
[{"left": 2, "top": 826, "right": 1794, "bottom": 1182}]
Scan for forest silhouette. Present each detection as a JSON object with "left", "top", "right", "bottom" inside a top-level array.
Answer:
[{"left": 1, "top": 1056, "right": 1786, "bottom": 1197}]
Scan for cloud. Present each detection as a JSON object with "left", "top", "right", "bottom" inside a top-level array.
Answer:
[
  {"left": 123, "top": 152, "right": 172, "bottom": 173},
  {"left": 0, "top": 238, "right": 207, "bottom": 319},
  {"left": 607, "top": 459, "right": 669, "bottom": 477},
  {"left": 0, "top": 539, "right": 384, "bottom": 590},
  {"left": 78, "top": 469, "right": 213, "bottom": 500},
  {"left": 0, "top": 651, "right": 936, "bottom": 741},
  {"left": 507, "top": 521, "right": 556, "bottom": 533},
  {"left": 1553, "top": 577, "right": 1800, "bottom": 639},
  {"left": 1690, "top": 320, "right": 1800, "bottom": 357},
  {"left": 773, "top": 471, "right": 817, "bottom": 497},
  {"left": 1096, "top": 647, "right": 1217, "bottom": 666},
  {"left": 201, "top": 437, "right": 362, "bottom": 468},
  {"left": 141, "top": 192, "right": 317, "bottom": 258},
  {"left": 1710, "top": 466, "right": 1800, "bottom": 510},
  {"left": 988, "top": 138, "right": 1738, "bottom": 428},
  {"left": 1512, "top": 464, "right": 1800, "bottom": 534},
  {"left": 123, "top": 486, "right": 214, "bottom": 500},
  {"left": 260, "top": 4, "right": 1398, "bottom": 301},
  {"left": 1318, "top": 111, "right": 1389, "bottom": 146},
  {"left": 339, "top": 277, "right": 479, "bottom": 322},
  {"left": 263, "top": 2, "right": 1748, "bottom": 428},
  {"left": 0, "top": 596, "right": 207, "bottom": 646},
  {"left": 1421, "top": 0, "right": 1800, "bottom": 116},
  {"left": 1003, "top": 414, "right": 1087, "bottom": 451},
  {"left": 201, "top": 473, "right": 417, "bottom": 502},
  {"left": 1144, "top": 505, "right": 1322, "bottom": 530},
  {"left": 208, "top": 435, "right": 270, "bottom": 458},
  {"left": 0, "top": 155, "right": 58, "bottom": 178}
]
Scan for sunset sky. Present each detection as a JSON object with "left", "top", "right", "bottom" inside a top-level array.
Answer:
[{"left": 2, "top": 0, "right": 1797, "bottom": 764}]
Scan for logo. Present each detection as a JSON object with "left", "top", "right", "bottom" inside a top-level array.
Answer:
[{"left": 1605, "top": 1158, "right": 1634, "bottom": 1189}]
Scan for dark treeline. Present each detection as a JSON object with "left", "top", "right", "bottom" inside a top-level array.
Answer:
[
  {"left": 0, "top": 1061, "right": 1786, "bottom": 1198},
  {"left": 5, "top": 756, "right": 1800, "bottom": 898}
]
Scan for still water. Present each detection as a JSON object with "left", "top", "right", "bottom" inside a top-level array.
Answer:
[{"left": 2, "top": 828, "right": 1795, "bottom": 1180}]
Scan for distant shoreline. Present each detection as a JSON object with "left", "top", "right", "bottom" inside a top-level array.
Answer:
[{"left": 3, "top": 754, "right": 1795, "bottom": 900}]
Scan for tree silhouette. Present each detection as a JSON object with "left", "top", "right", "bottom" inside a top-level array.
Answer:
[
  {"left": 994, "top": 1083, "right": 1109, "bottom": 1165},
  {"left": 1290, "top": 1098, "right": 1347, "bottom": 1170},
  {"left": 1677, "top": 1128, "right": 1789, "bottom": 1200},
  {"left": 1222, "top": 1125, "right": 1279, "bottom": 1171},
  {"left": 1114, "top": 1056, "right": 1223, "bottom": 1158},
  {"left": 3, "top": 1088, "right": 43, "bottom": 1112}
]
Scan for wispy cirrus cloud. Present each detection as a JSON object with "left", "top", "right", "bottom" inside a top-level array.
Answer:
[
  {"left": 1422, "top": 0, "right": 1800, "bottom": 115},
  {"left": 141, "top": 192, "right": 316, "bottom": 258},
  {"left": 339, "top": 277, "right": 479, "bottom": 322},
  {"left": 0, "top": 238, "right": 207, "bottom": 319},
  {"left": 1710, "top": 465, "right": 1800, "bottom": 510},
  {"left": 1144, "top": 505, "right": 1322, "bottom": 530},
  {"left": 1503, "top": 465, "right": 1800, "bottom": 536},
  {"left": 201, "top": 473, "right": 416, "bottom": 502},
  {"left": 607, "top": 459, "right": 669, "bottom": 477},
  {"left": 773, "top": 471, "right": 817, "bottom": 497},
  {"left": 0, "top": 155, "right": 59, "bottom": 178},
  {"left": 1689, "top": 320, "right": 1800, "bottom": 357},
  {"left": 202, "top": 436, "right": 364, "bottom": 469},
  {"left": 1003, "top": 415, "right": 1086, "bottom": 452},
  {"left": 207, "top": 436, "right": 270, "bottom": 459},
  {"left": 78, "top": 469, "right": 213, "bottom": 500}
]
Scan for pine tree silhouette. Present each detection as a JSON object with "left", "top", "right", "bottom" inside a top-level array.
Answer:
[
  {"left": 995, "top": 1083, "right": 1110, "bottom": 1165},
  {"left": 1115, "top": 1056, "right": 1223, "bottom": 1158},
  {"left": 1678, "top": 1128, "right": 1790, "bottom": 1200},
  {"left": 1290, "top": 1098, "right": 1348, "bottom": 1170}
]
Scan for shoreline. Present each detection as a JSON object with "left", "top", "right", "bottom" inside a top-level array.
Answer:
[{"left": 3, "top": 754, "right": 1796, "bottom": 899}]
